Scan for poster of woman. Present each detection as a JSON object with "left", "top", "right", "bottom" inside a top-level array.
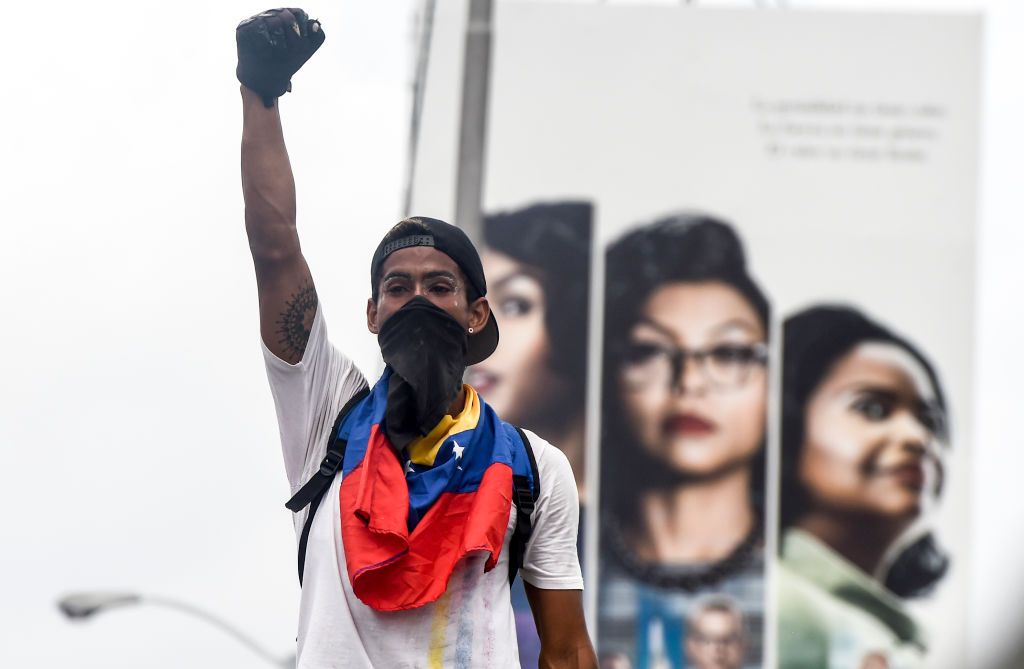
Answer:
[
  {"left": 468, "top": 201, "right": 593, "bottom": 666},
  {"left": 776, "top": 305, "right": 952, "bottom": 668},
  {"left": 408, "top": 3, "right": 979, "bottom": 667},
  {"left": 598, "top": 214, "right": 769, "bottom": 668}
]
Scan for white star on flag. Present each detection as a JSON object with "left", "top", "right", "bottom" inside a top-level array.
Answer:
[
  {"left": 404, "top": 460, "right": 414, "bottom": 475},
  {"left": 452, "top": 441, "right": 465, "bottom": 460}
]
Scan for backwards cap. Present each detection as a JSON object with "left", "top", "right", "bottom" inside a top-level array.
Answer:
[{"left": 370, "top": 216, "right": 498, "bottom": 365}]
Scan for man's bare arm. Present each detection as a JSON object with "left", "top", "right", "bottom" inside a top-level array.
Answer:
[
  {"left": 525, "top": 584, "right": 598, "bottom": 669},
  {"left": 237, "top": 9, "right": 324, "bottom": 363},
  {"left": 241, "top": 85, "right": 317, "bottom": 363}
]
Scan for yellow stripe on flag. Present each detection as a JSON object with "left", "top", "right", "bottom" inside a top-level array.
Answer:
[{"left": 408, "top": 385, "right": 480, "bottom": 466}]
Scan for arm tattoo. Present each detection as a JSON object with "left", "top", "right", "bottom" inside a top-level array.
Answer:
[{"left": 276, "top": 281, "right": 318, "bottom": 362}]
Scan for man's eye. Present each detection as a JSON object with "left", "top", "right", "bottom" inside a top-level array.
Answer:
[
  {"left": 385, "top": 285, "right": 407, "bottom": 295},
  {"left": 430, "top": 284, "right": 454, "bottom": 294},
  {"left": 499, "top": 297, "right": 533, "bottom": 317}
]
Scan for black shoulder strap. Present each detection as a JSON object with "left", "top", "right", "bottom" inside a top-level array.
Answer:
[
  {"left": 286, "top": 386, "right": 370, "bottom": 585},
  {"left": 508, "top": 426, "right": 540, "bottom": 585}
]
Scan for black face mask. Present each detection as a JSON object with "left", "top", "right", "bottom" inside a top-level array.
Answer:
[{"left": 377, "top": 296, "right": 469, "bottom": 450}]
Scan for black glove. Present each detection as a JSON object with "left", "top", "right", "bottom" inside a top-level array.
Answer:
[{"left": 236, "top": 8, "right": 325, "bottom": 108}]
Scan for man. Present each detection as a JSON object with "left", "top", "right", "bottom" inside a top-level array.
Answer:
[
  {"left": 237, "top": 8, "right": 596, "bottom": 668},
  {"left": 684, "top": 595, "right": 748, "bottom": 669}
]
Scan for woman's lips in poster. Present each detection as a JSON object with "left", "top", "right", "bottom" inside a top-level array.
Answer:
[
  {"left": 876, "top": 461, "right": 927, "bottom": 490},
  {"left": 663, "top": 412, "right": 718, "bottom": 437},
  {"left": 466, "top": 369, "right": 498, "bottom": 395}
]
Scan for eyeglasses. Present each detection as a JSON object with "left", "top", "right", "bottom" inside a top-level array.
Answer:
[{"left": 619, "top": 341, "right": 768, "bottom": 391}]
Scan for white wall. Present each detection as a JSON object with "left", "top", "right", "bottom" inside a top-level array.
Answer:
[{"left": 1, "top": 1, "right": 1020, "bottom": 667}]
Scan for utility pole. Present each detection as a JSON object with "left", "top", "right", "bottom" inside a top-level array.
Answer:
[{"left": 453, "top": 0, "right": 493, "bottom": 245}]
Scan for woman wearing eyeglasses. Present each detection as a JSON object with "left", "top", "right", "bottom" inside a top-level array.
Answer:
[
  {"left": 777, "top": 305, "right": 949, "bottom": 669},
  {"left": 597, "top": 214, "right": 769, "bottom": 668}
]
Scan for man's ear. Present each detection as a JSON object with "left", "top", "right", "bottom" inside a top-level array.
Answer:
[
  {"left": 468, "top": 296, "right": 490, "bottom": 333},
  {"left": 366, "top": 298, "right": 379, "bottom": 334}
]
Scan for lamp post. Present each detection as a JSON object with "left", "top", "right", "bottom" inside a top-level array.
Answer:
[{"left": 57, "top": 591, "right": 294, "bottom": 668}]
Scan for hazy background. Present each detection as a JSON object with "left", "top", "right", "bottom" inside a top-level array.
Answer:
[{"left": 1, "top": 1, "right": 1022, "bottom": 667}]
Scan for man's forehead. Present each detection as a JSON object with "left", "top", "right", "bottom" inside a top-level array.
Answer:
[{"left": 380, "top": 246, "right": 462, "bottom": 278}]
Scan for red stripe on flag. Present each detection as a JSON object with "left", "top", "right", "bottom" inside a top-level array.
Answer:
[{"left": 340, "top": 443, "right": 513, "bottom": 612}]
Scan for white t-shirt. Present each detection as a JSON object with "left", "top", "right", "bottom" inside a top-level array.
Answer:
[{"left": 263, "top": 306, "right": 583, "bottom": 669}]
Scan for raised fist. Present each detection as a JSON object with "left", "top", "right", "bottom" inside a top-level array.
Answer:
[{"left": 236, "top": 8, "right": 325, "bottom": 107}]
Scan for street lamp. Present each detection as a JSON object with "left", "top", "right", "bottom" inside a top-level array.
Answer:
[{"left": 57, "top": 591, "right": 294, "bottom": 668}]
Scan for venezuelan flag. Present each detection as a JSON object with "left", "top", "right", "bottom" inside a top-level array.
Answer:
[{"left": 337, "top": 369, "right": 523, "bottom": 612}]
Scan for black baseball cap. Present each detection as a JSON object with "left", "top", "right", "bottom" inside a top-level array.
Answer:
[{"left": 370, "top": 216, "right": 499, "bottom": 365}]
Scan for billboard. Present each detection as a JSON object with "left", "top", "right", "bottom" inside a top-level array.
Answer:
[{"left": 410, "top": 3, "right": 979, "bottom": 668}]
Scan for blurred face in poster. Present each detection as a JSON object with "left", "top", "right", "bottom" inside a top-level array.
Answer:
[
  {"left": 781, "top": 305, "right": 951, "bottom": 599},
  {"left": 601, "top": 215, "right": 770, "bottom": 570},
  {"left": 799, "top": 341, "right": 945, "bottom": 522},
  {"left": 472, "top": 249, "right": 568, "bottom": 425},
  {"left": 466, "top": 202, "right": 592, "bottom": 494},
  {"left": 619, "top": 281, "right": 767, "bottom": 479},
  {"left": 684, "top": 600, "right": 746, "bottom": 669}
]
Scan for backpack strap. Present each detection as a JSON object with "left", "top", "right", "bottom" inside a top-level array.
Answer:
[
  {"left": 286, "top": 386, "right": 370, "bottom": 585},
  {"left": 508, "top": 426, "right": 540, "bottom": 585}
]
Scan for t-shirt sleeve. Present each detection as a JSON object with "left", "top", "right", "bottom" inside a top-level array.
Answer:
[
  {"left": 262, "top": 305, "right": 368, "bottom": 491},
  {"left": 519, "top": 431, "right": 584, "bottom": 590}
]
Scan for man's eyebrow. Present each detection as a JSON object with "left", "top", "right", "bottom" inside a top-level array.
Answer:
[
  {"left": 382, "top": 270, "right": 460, "bottom": 283},
  {"left": 423, "top": 270, "right": 459, "bottom": 282},
  {"left": 381, "top": 271, "right": 412, "bottom": 282}
]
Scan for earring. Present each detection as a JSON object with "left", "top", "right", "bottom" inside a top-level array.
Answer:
[{"left": 468, "top": 327, "right": 475, "bottom": 334}]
